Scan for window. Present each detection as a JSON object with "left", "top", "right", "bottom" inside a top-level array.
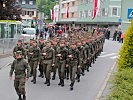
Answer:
[
  {"left": 22, "top": 10, "right": 26, "bottom": 16},
  {"left": 80, "top": 11, "right": 83, "bottom": 18},
  {"left": 85, "top": 10, "right": 88, "bottom": 18},
  {"left": 72, "top": 1, "right": 75, "bottom": 6},
  {"left": 88, "top": 10, "right": 91, "bottom": 17},
  {"left": 71, "top": 12, "right": 74, "bottom": 18},
  {"left": 61, "top": 13, "right": 64, "bottom": 18},
  {"left": 112, "top": 7, "right": 118, "bottom": 16},
  {"left": 22, "top": 0, "right": 26, "bottom": 4},
  {"left": 29, "top": 1, "right": 33, "bottom": 5},
  {"left": 102, "top": 8, "right": 105, "bottom": 16}
]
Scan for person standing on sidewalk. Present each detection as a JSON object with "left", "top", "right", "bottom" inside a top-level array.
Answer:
[{"left": 9, "top": 51, "right": 30, "bottom": 100}]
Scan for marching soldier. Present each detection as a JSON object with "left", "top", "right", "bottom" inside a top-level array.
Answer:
[
  {"left": 9, "top": 51, "right": 30, "bottom": 100},
  {"left": 56, "top": 40, "right": 68, "bottom": 87},
  {"left": 67, "top": 42, "right": 80, "bottom": 90},
  {"left": 41, "top": 41, "right": 55, "bottom": 86},
  {"left": 38, "top": 38, "right": 45, "bottom": 78},
  {"left": 13, "top": 40, "right": 26, "bottom": 59},
  {"left": 64, "top": 39, "right": 70, "bottom": 80},
  {"left": 76, "top": 40, "right": 86, "bottom": 82},
  {"left": 28, "top": 40, "right": 40, "bottom": 84},
  {"left": 51, "top": 39, "right": 58, "bottom": 80}
]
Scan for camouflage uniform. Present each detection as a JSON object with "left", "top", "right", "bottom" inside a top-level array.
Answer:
[
  {"left": 56, "top": 41, "right": 68, "bottom": 87},
  {"left": 38, "top": 38, "right": 45, "bottom": 78},
  {"left": 9, "top": 51, "right": 30, "bottom": 100},
  {"left": 41, "top": 41, "right": 55, "bottom": 86},
  {"left": 28, "top": 40, "right": 40, "bottom": 84},
  {"left": 67, "top": 42, "right": 80, "bottom": 90}
]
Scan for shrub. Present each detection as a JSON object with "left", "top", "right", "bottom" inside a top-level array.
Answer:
[
  {"left": 107, "top": 68, "right": 133, "bottom": 100},
  {"left": 118, "top": 20, "right": 133, "bottom": 70}
]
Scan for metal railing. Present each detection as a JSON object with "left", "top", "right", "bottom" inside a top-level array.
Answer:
[{"left": 0, "top": 38, "right": 18, "bottom": 54}]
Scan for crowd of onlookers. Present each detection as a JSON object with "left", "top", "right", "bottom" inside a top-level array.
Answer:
[{"left": 35, "top": 24, "right": 124, "bottom": 43}]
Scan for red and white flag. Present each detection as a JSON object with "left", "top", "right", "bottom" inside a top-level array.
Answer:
[
  {"left": 92, "top": 0, "right": 100, "bottom": 19},
  {"left": 66, "top": 6, "right": 69, "bottom": 18},
  {"left": 50, "top": 9, "right": 54, "bottom": 20}
]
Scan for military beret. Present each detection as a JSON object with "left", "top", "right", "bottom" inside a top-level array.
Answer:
[
  {"left": 71, "top": 42, "right": 76, "bottom": 45},
  {"left": 32, "top": 39, "right": 37, "bottom": 43},
  {"left": 39, "top": 37, "right": 44, "bottom": 40},
  {"left": 46, "top": 41, "right": 51, "bottom": 44},
  {"left": 17, "top": 39, "right": 22, "bottom": 43},
  {"left": 16, "top": 51, "right": 22, "bottom": 55}
]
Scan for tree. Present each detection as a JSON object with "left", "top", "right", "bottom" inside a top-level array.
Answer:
[
  {"left": 118, "top": 20, "right": 133, "bottom": 70},
  {"left": 37, "top": 0, "right": 58, "bottom": 19},
  {"left": 0, "top": 0, "right": 22, "bottom": 20}
]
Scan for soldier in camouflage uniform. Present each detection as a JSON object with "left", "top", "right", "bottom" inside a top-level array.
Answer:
[
  {"left": 67, "top": 42, "right": 80, "bottom": 90},
  {"left": 28, "top": 40, "right": 40, "bottom": 84},
  {"left": 9, "top": 51, "right": 30, "bottom": 100},
  {"left": 56, "top": 40, "right": 68, "bottom": 87},
  {"left": 41, "top": 41, "right": 55, "bottom": 86},
  {"left": 76, "top": 40, "right": 86, "bottom": 82},
  {"left": 51, "top": 39, "right": 58, "bottom": 80},
  {"left": 64, "top": 39, "right": 70, "bottom": 80},
  {"left": 13, "top": 40, "right": 26, "bottom": 59},
  {"left": 38, "top": 38, "right": 45, "bottom": 78}
]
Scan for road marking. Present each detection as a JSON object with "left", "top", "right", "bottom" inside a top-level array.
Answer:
[
  {"left": 101, "top": 52, "right": 107, "bottom": 54},
  {"left": 99, "top": 53, "right": 117, "bottom": 58},
  {"left": 95, "top": 62, "right": 117, "bottom": 100},
  {"left": 110, "top": 56, "right": 118, "bottom": 59}
]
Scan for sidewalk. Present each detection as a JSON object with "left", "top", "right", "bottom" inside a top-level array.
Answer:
[{"left": 96, "top": 62, "right": 118, "bottom": 100}]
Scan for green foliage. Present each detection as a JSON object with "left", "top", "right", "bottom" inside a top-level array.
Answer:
[
  {"left": 37, "top": 0, "right": 58, "bottom": 19},
  {"left": 107, "top": 20, "right": 133, "bottom": 99},
  {"left": 118, "top": 20, "right": 133, "bottom": 70},
  {"left": 107, "top": 68, "right": 133, "bottom": 100}
]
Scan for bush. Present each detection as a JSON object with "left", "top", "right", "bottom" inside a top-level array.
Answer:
[
  {"left": 107, "top": 68, "right": 133, "bottom": 100},
  {"left": 107, "top": 20, "right": 133, "bottom": 99},
  {"left": 118, "top": 20, "right": 133, "bottom": 70}
]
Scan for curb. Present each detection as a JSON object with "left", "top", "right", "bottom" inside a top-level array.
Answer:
[
  {"left": 0, "top": 53, "right": 12, "bottom": 59},
  {"left": 95, "top": 61, "right": 117, "bottom": 100}
]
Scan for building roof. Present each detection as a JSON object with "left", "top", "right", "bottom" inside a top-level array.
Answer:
[{"left": 16, "top": 4, "right": 36, "bottom": 9}]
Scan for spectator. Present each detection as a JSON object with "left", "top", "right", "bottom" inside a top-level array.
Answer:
[{"left": 113, "top": 29, "right": 118, "bottom": 41}]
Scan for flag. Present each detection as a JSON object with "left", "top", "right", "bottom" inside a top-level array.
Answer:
[
  {"left": 66, "top": 6, "right": 69, "bottom": 18},
  {"left": 50, "top": 9, "right": 54, "bottom": 20},
  {"left": 92, "top": 0, "right": 100, "bottom": 19}
]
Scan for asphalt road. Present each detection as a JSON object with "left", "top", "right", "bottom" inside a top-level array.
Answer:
[{"left": 0, "top": 39, "right": 122, "bottom": 100}]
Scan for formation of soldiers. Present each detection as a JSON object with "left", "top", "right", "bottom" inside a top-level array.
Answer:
[{"left": 10, "top": 30, "right": 105, "bottom": 100}]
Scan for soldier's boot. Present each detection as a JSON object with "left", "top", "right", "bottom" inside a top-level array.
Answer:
[
  {"left": 18, "top": 94, "right": 22, "bottom": 100},
  {"left": 33, "top": 78, "right": 36, "bottom": 84},
  {"left": 47, "top": 79, "right": 50, "bottom": 86},
  {"left": 52, "top": 73, "right": 56, "bottom": 80},
  {"left": 61, "top": 79, "right": 64, "bottom": 87},
  {"left": 58, "top": 79, "right": 62, "bottom": 86},
  {"left": 70, "top": 82, "right": 74, "bottom": 91},
  {"left": 81, "top": 68, "right": 85, "bottom": 76},
  {"left": 44, "top": 79, "right": 48, "bottom": 84},
  {"left": 87, "top": 66, "right": 89, "bottom": 72},
  {"left": 23, "top": 95, "right": 26, "bottom": 100},
  {"left": 77, "top": 75, "right": 80, "bottom": 82}
]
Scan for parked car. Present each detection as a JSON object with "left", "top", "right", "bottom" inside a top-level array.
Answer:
[{"left": 20, "top": 28, "right": 36, "bottom": 42}]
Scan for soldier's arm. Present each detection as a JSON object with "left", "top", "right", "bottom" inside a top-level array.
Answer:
[
  {"left": 77, "top": 50, "right": 81, "bottom": 66},
  {"left": 52, "top": 49, "right": 55, "bottom": 64},
  {"left": 9, "top": 60, "right": 15, "bottom": 77}
]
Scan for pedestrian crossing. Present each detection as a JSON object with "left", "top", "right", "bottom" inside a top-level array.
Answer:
[{"left": 99, "top": 52, "right": 119, "bottom": 59}]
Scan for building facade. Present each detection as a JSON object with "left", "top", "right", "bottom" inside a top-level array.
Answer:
[
  {"left": 16, "top": 0, "right": 36, "bottom": 26},
  {"left": 56, "top": 0, "right": 132, "bottom": 33}
]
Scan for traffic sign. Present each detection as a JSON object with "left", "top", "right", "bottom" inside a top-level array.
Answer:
[{"left": 127, "top": 9, "right": 133, "bottom": 19}]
